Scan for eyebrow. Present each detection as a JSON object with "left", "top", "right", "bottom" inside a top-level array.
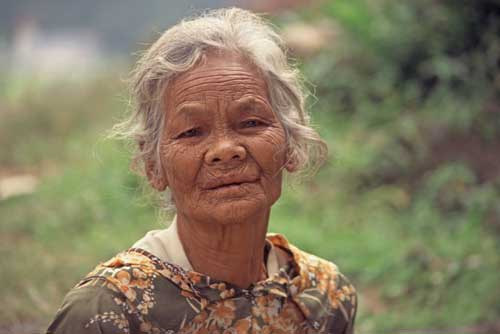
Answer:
[
  {"left": 173, "top": 102, "right": 205, "bottom": 116},
  {"left": 231, "top": 96, "right": 273, "bottom": 116}
]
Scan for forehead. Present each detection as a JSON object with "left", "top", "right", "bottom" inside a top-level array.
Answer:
[{"left": 166, "top": 52, "right": 269, "bottom": 108}]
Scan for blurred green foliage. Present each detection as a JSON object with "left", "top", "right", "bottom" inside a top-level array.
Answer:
[
  {"left": 1, "top": 1, "right": 500, "bottom": 332},
  {"left": 295, "top": 0, "right": 500, "bottom": 330}
]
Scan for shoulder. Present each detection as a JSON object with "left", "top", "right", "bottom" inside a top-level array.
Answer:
[
  {"left": 46, "top": 281, "right": 134, "bottom": 334},
  {"left": 46, "top": 250, "right": 156, "bottom": 334},
  {"left": 268, "top": 233, "right": 358, "bottom": 333},
  {"left": 48, "top": 248, "right": 204, "bottom": 334},
  {"left": 267, "top": 233, "right": 353, "bottom": 284}
]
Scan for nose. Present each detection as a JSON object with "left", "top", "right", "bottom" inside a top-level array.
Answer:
[{"left": 205, "top": 139, "right": 247, "bottom": 165}]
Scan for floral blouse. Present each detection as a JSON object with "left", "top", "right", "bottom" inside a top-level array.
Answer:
[{"left": 47, "top": 234, "right": 357, "bottom": 334}]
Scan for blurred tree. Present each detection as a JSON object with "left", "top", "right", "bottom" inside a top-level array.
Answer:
[{"left": 309, "top": 0, "right": 500, "bottom": 204}]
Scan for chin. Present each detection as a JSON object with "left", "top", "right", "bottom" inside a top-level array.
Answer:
[{"left": 193, "top": 197, "right": 268, "bottom": 226}]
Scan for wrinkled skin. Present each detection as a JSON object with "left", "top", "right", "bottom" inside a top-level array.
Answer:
[{"left": 147, "top": 50, "right": 294, "bottom": 287}]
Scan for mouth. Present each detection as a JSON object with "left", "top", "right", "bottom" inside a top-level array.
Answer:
[{"left": 208, "top": 180, "right": 257, "bottom": 190}]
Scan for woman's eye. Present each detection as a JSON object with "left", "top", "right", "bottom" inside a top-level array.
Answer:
[
  {"left": 241, "top": 119, "right": 264, "bottom": 128},
  {"left": 177, "top": 128, "right": 201, "bottom": 139}
]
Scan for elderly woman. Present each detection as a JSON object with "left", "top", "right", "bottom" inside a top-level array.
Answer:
[{"left": 47, "top": 8, "right": 357, "bottom": 334}]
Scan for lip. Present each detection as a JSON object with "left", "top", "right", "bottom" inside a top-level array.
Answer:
[
  {"left": 206, "top": 179, "right": 258, "bottom": 190},
  {"left": 203, "top": 175, "right": 260, "bottom": 190},
  {"left": 205, "top": 180, "right": 259, "bottom": 198}
]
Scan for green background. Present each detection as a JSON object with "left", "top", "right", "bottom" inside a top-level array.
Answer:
[{"left": 1, "top": 1, "right": 499, "bottom": 333}]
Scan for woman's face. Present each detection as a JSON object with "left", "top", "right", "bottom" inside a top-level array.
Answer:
[{"left": 152, "top": 51, "right": 290, "bottom": 225}]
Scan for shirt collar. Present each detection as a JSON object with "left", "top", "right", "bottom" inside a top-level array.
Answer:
[
  {"left": 132, "top": 215, "right": 193, "bottom": 271},
  {"left": 109, "top": 226, "right": 338, "bottom": 329}
]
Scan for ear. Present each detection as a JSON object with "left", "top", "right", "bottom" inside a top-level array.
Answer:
[
  {"left": 140, "top": 140, "right": 168, "bottom": 191},
  {"left": 285, "top": 152, "right": 299, "bottom": 173},
  {"left": 145, "top": 160, "right": 168, "bottom": 191},
  {"left": 144, "top": 155, "right": 168, "bottom": 191}
]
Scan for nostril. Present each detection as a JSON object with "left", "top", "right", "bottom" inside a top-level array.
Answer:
[{"left": 205, "top": 142, "right": 247, "bottom": 165}]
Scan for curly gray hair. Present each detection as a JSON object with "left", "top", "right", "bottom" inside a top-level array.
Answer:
[{"left": 112, "top": 7, "right": 327, "bottom": 185}]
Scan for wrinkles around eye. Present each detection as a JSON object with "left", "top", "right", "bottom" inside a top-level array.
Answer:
[
  {"left": 176, "top": 128, "right": 202, "bottom": 139},
  {"left": 240, "top": 119, "right": 267, "bottom": 129}
]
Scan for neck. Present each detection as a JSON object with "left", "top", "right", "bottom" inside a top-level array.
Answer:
[{"left": 177, "top": 210, "right": 270, "bottom": 288}]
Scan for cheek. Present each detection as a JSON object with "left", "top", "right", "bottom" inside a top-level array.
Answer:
[
  {"left": 160, "top": 143, "right": 203, "bottom": 194},
  {"left": 248, "top": 128, "right": 287, "bottom": 174}
]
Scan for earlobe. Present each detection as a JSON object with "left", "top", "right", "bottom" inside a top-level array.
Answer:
[
  {"left": 145, "top": 159, "right": 168, "bottom": 191},
  {"left": 285, "top": 161, "right": 298, "bottom": 173},
  {"left": 150, "top": 174, "right": 168, "bottom": 191},
  {"left": 284, "top": 155, "right": 299, "bottom": 173}
]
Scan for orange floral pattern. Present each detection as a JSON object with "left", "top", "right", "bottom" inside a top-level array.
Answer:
[{"left": 47, "top": 234, "right": 357, "bottom": 334}]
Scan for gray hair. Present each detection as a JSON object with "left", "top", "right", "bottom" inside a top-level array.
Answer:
[{"left": 112, "top": 7, "right": 327, "bottom": 186}]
